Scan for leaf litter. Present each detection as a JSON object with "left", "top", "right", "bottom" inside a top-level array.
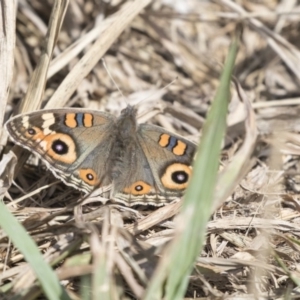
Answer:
[{"left": 2, "top": 0, "right": 300, "bottom": 298}]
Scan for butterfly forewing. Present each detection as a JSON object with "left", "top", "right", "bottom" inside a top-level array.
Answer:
[{"left": 6, "top": 109, "right": 116, "bottom": 192}]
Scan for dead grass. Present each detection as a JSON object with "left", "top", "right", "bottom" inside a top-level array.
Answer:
[{"left": 2, "top": 0, "right": 300, "bottom": 298}]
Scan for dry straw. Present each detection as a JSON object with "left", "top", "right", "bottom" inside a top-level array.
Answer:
[{"left": 2, "top": 0, "right": 300, "bottom": 299}]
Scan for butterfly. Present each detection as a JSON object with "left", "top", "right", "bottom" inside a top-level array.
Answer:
[{"left": 6, "top": 105, "right": 196, "bottom": 206}]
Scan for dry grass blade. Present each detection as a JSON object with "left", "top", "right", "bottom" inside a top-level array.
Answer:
[
  {"left": 45, "top": 0, "right": 152, "bottom": 109},
  {"left": 0, "top": 0, "right": 16, "bottom": 147},
  {"left": 126, "top": 201, "right": 181, "bottom": 235},
  {"left": 19, "top": 0, "right": 69, "bottom": 113},
  {"left": 253, "top": 97, "right": 300, "bottom": 109},
  {"left": 0, "top": 152, "right": 17, "bottom": 197},
  {"left": 48, "top": 16, "right": 112, "bottom": 79}
]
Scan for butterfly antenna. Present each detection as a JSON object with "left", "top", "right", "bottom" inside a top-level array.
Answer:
[
  {"left": 102, "top": 58, "right": 128, "bottom": 105},
  {"left": 136, "top": 77, "right": 178, "bottom": 105},
  {"left": 163, "top": 77, "right": 178, "bottom": 90}
]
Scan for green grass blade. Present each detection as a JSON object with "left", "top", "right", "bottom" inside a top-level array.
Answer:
[
  {"left": 81, "top": 275, "right": 92, "bottom": 300},
  {"left": 144, "top": 38, "right": 238, "bottom": 300},
  {"left": 0, "top": 201, "right": 71, "bottom": 300}
]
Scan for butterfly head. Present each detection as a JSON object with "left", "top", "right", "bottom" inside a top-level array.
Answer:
[{"left": 117, "top": 105, "right": 138, "bottom": 138}]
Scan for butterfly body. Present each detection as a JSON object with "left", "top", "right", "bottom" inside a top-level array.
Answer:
[{"left": 6, "top": 105, "right": 196, "bottom": 206}]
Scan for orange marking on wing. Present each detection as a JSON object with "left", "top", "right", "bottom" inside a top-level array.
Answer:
[
  {"left": 79, "top": 169, "right": 99, "bottom": 186},
  {"left": 159, "top": 133, "right": 170, "bottom": 147},
  {"left": 24, "top": 127, "right": 76, "bottom": 164},
  {"left": 44, "top": 133, "right": 77, "bottom": 164},
  {"left": 24, "top": 126, "right": 45, "bottom": 140},
  {"left": 161, "top": 163, "right": 191, "bottom": 190},
  {"left": 173, "top": 140, "right": 187, "bottom": 156},
  {"left": 123, "top": 181, "right": 151, "bottom": 195},
  {"left": 65, "top": 113, "right": 77, "bottom": 128},
  {"left": 83, "top": 113, "right": 93, "bottom": 127}
]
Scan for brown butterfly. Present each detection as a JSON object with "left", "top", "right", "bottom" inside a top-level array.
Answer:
[{"left": 6, "top": 105, "right": 196, "bottom": 206}]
